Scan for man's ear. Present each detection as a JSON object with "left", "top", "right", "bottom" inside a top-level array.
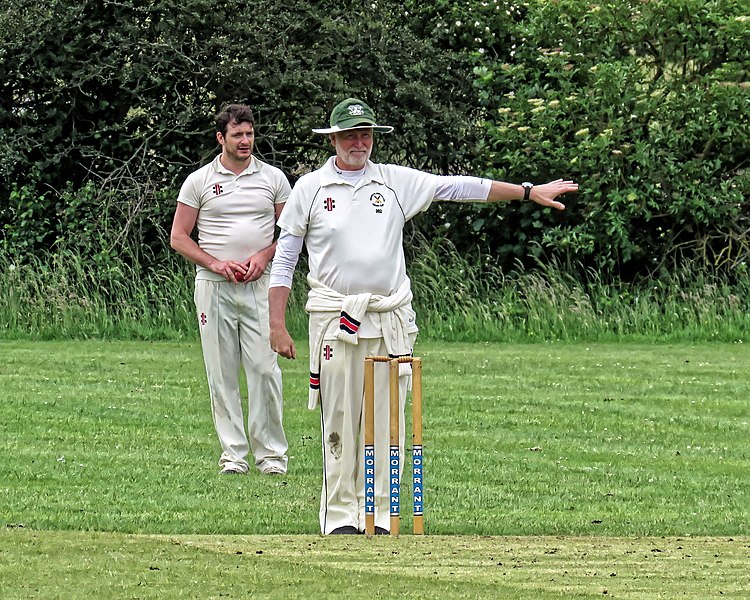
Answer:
[{"left": 216, "top": 131, "right": 225, "bottom": 146}]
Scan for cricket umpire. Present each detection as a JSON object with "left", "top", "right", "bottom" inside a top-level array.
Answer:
[
  {"left": 171, "top": 104, "right": 289, "bottom": 476},
  {"left": 269, "top": 98, "right": 578, "bottom": 533}
]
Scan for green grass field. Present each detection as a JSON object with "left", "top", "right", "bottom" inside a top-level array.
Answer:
[{"left": 1, "top": 340, "right": 748, "bottom": 598}]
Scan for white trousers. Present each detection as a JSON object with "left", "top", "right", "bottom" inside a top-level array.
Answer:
[
  {"left": 316, "top": 333, "right": 416, "bottom": 534},
  {"left": 194, "top": 275, "right": 288, "bottom": 474}
]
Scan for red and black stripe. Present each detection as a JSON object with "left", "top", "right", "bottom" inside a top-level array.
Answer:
[
  {"left": 309, "top": 371, "right": 320, "bottom": 390},
  {"left": 339, "top": 311, "right": 361, "bottom": 335}
]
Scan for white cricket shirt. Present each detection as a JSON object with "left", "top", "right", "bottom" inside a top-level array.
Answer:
[
  {"left": 177, "top": 155, "right": 291, "bottom": 281},
  {"left": 278, "top": 157, "right": 439, "bottom": 296}
]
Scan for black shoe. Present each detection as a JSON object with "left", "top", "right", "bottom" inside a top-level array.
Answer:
[
  {"left": 374, "top": 526, "right": 390, "bottom": 535},
  {"left": 329, "top": 526, "right": 361, "bottom": 535}
]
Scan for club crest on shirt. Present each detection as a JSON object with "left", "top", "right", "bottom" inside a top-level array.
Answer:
[{"left": 370, "top": 193, "right": 385, "bottom": 213}]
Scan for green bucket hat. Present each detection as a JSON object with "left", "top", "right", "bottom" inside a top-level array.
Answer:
[{"left": 312, "top": 98, "right": 394, "bottom": 134}]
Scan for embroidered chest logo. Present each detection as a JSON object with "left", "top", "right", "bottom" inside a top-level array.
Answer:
[
  {"left": 213, "top": 184, "right": 223, "bottom": 196},
  {"left": 324, "top": 197, "right": 336, "bottom": 211},
  {"left": 323, "top": 344, "right": 334, "bottom": 360},
  {"left": 370, "top": 193, "right": 385, "bottom": 214}
]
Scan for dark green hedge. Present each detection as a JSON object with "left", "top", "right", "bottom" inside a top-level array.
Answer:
[
  {"left": 467, "top": 0, "right": 749, "bottom": 276},
  {"left": 0, "top": 0, "right": 479, "bottom": 262},
  {"left": 1, "top": 0, "right": 747, "bottom": 280}
]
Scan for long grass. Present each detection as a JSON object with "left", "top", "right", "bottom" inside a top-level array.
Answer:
[
  {"left": 0, "top": 248, "right": 306, "bottom": 340},
  {"left": 408, "top": 237, "right": 750, "bottom": 342},
  {"left": 2, "top": 242, "right": 749, "bottom": 342},
  {"left": 0, "top": 248, "right": 193, "bottom": 339}
]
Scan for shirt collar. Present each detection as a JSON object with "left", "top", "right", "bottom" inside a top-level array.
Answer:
[
  {"left": 212, "top": 154, "right": 260, "bottom": 176},
  {"left": 319, "top": 156, "right": 384, "bottom": 187}
]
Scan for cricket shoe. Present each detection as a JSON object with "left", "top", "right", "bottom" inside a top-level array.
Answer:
[
  {"left": 220, "top": 468, "right": 246, "bottom": 475},
  {"left": 261, "top": 466, "right": 286, "bottom": 475},
  {"left": 329, "top": 526, "right": 361, "bottom": 534}
]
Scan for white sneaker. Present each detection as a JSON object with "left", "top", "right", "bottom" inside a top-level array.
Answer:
[
  {"left": 220, "top": 467, "right": 246, "bottom": 475},
  {"left": 262, "top": 466, "right": 285, "bottom": 475}
]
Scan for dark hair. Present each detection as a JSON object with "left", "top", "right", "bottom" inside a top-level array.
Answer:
[{"left": 215, "top": 104, "right": 255, "bottom": 136}]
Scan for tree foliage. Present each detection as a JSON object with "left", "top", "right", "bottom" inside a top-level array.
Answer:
[
  {"left": 0, "top": 0, "right": 478, "bottom": 261},
  {"left": 0, "top": 0, "right": 747, "bottom": 282},
  {"left": 470, "top": 0, "right": 750, "bottom": 276}
]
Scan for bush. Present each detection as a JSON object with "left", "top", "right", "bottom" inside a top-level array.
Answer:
[
  {"left": 469, "top": 0, "right": 750, "bottom": 276},
  {"left": 0, "top": 0, "right": 479, "bottom": 264},
  {"left": 0, "top": 0, "right": 747, "bottom": 282}
]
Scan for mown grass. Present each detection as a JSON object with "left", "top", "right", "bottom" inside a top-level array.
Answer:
[
  {"left": 1, "top": 341, "right": 748, "bottom": 537},
  {"left": 2, "top": 530, "right": 747, "bottom": 599},
  {"left": 1, "top": 340, "right": 748, "bottom": 598},
  {"left": 1, "top": 243, "right": 749, "bottom": 597}
]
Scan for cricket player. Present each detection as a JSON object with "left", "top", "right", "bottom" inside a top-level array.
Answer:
[
  {"left": 269, "top": 97, "right": 578, "bottom": 533},
  {"left": 171, "top": 104, "right": 289, "bottom": 476}
]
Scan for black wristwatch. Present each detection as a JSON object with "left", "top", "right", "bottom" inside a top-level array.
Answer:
[{"left": 522, "top": 182, "right": 533, "bottom": 201}]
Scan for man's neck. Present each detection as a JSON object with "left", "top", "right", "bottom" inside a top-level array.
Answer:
[
  {"left": 221, "top": 154, "right": 252, "bottom": 175},
  {"left": 333, "top": 161, "right": 366, "bottom": 183}
]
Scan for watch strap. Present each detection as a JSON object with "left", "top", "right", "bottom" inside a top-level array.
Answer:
[{"left": 522, "top": 182, "right": 533, "bottom": 201}]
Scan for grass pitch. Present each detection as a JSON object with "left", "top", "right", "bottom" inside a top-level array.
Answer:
[
  {"left": 1, "top": 530, "right": 747, "bottom": 599},
  {"left": 0, "top": 340, "right": 748, "bottom": 597}
]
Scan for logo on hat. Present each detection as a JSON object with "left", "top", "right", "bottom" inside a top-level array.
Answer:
[{"left": 348, "top": 105, "right": 365, "bottom": 117}]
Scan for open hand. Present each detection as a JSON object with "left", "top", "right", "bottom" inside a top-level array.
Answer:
[{"left": 529, "top": 179, "right": 579, "bottom": 210}]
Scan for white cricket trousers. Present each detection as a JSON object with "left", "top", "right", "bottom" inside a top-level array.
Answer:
[
  {"left": 194, "top": 275, "right": 288, "bottom": 474},
  {"left": 316, "top": 334, "right": 416, "bottom": 534}
]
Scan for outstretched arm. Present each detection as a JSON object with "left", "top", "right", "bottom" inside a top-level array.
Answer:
[{"left": 487, "top": 179, "right": 578, "bottom": 210}]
